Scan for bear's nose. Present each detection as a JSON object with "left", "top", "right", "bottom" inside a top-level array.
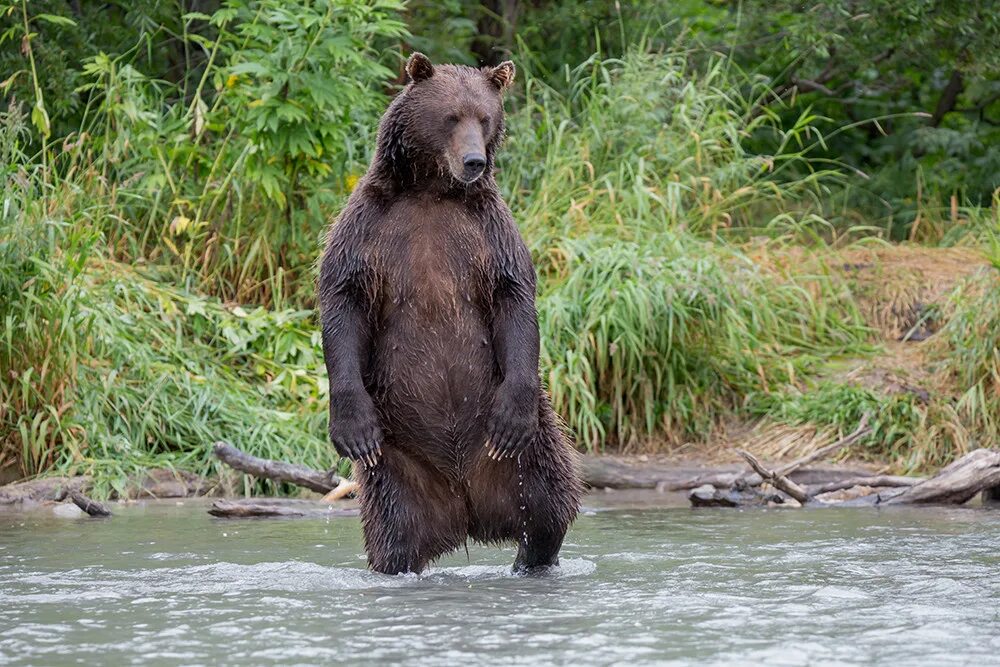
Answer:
[{"left": 463, "top": 152, "right": 486, "bottom": 174}]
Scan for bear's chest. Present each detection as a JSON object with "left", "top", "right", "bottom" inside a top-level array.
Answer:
[{"left": 372, "top": 198, "right": 494, "bottom": 315}]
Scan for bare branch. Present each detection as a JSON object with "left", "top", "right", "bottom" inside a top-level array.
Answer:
[
  {"left": 736, "top": 449, "right": 811, "bottom": 504},
  {"left": 213, "top": 441, "right": 340, "bottom": 494}
]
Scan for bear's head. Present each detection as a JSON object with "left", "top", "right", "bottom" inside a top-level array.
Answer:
[{"left": 374, "top": 52, "right": 515, "bottom": 190}]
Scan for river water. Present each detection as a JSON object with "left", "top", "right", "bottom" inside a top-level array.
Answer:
[{"left": 1, "top": 496, "right": 998, "bottom": 665}]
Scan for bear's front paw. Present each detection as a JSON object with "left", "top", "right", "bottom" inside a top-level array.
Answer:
[
  {"left": 486, "top": 382, "right": 539, "bottom": 460},
  {"left": 329, "top": 391, "right": 384, "bottom": 468}
]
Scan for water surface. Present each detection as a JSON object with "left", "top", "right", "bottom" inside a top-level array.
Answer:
[{"left": 2, "top": 497, "right": 998, "bottom": 665}]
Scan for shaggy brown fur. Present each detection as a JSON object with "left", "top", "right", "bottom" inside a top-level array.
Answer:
[{"left": 319, "top": 53, "right": 581, "bottom": 575}]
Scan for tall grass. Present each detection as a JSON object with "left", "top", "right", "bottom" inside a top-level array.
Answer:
[
  {"left": 750, "top": 261, "right": 1000, "bottom": 472},
  {"left": 538, "top": 236, "right": 866, "bottom": 449},
  {"left": 499, "top": 50, "right": 868, "bottom": 448},
  {"left": 940, "top": 269, "right": 1000, "bottom": 449},
  {"left": 501, "top": 48, "right": 844, "bottom": 256},
  {"left": 1, "top": 105, "right": 338, "bottom": 495}
]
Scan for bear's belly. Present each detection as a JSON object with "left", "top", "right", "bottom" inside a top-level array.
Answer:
[
  {"left": 363, "top": 195, "right": 499, "bottom": 468},
  {"left": 369, "top": 302, "right": 497, "bottom": 463}
]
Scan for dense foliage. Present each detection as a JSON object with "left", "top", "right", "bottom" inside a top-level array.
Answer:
[{"left": 1, "top": 0, "right": 997, "bottom": 493}]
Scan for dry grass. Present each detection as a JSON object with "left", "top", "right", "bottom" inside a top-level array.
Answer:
[
  {"left": 834, "top": 245, "right": 988, "bottom": 340},
  {"left": 621, "top": 243, "right": 994, "bottom": 472}
]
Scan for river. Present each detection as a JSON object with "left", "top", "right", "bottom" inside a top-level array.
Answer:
[{"left": 2, "top": 496, "right": 998, "bottom": 665}]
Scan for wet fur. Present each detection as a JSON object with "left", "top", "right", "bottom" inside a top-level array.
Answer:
[{"left": 319, "top": 58, "right": 581, "bottom": 574}]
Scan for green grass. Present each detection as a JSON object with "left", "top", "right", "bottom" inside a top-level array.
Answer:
[
  {"left": 538, "top": 235, "right": 866, "bottom": 450},
  {"left": 939, "top": 269, "right": 1000, "bottom": 450}
]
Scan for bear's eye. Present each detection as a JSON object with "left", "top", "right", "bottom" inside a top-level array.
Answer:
[
  {"left": 445, "top": 113, "right": 460, "bottom": 126},
  {"left": 479, "top": 116, "right": 490, "bottom": 131}
]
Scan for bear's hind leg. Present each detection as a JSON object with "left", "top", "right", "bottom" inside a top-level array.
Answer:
[
  {"left": 468, "top": 395, "right": 582, "bottom": 573},
  {"left": 357, "top": 449, "right": 467, "bottom": 575},
  {"left": 512, "top": 414, "right": 581, "bottom": 573}
]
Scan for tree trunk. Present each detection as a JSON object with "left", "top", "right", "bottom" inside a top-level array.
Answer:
[{"left": 930, "top": 69, "right": 964, "bottom": 127}]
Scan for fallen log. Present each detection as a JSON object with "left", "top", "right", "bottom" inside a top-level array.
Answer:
[
  {"left": 213, "top": 441, "right": 341, "bottom": 494},
  {"left": 0, "top": 476, "right": 92, "bottom": 505},
  {"left": 691, "top": 448, "right": 1000, "bottom": 508},
  {"left": 809, "top": 475, "right": 923, "bottom": 496},
  {"left": 578, "top": 457, "right": 876, "bottom": 491},
  {"left": 321, "top": 479, "right": 360, "bottom": 503},
  {"left": 208, "top": 499, "right": 360, "bottom": 519},
  {"left": 211, "top": 440, "right": 878, "bottom": 496},
  {"left": 883, "top": 449, "right": 1000, "bottom": 505},
  {"left": 56, "top": 489, "right": 112, "bottom": 517}
]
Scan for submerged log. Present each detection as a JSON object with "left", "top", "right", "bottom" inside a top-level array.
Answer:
[
  {"left": 688, "top": 483, "right": 784, "bottom": 508},
  {"left": 213, "top": 441, "right": 341, "bottom": 494},
  {"left": 69, "top": 491, "right": 112, "bottom": 517},
  {"left": 208, "top": 499, "right": 359, "bottom": 519}
]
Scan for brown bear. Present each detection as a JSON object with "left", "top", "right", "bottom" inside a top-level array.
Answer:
[{"left": 319, "top": 53, "right": 581, "bottom": 575}]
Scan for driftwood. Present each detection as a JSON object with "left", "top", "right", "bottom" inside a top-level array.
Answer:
[
  {"left": 208, "top": 499, "right": 360, "bottom": 518},
  {"left": 0, "top": 468, "right": 214, "bottom": 506},
  {"left": 883, "top": 449, "right": 1000, "bottom": 505},
  {"left": 736, "top": 449, "right": 810, "bottom": 504},
  {"left": 579, "top": 458, "right": 876, "bottom": 491},
  {"left": 810, "top": 475, "right": 923, "bottom": 495},
  {"left": 321, "top": 478, "right": 361, "bottom": 503},
  {"left": 688, "top": 483, "right": 784, "bottom": 508},
  {"left": 585, "top": 417, "right": 873, "bottom": 491},
  {"left": 211, "top": 440, "right": 875, "bottom": 495},
  {"left": 691, "top": 448, "right": 1000, "bottom": 508},
  {"left": 0, "top": 476, "right": 92, "bottom": 505},
  {"left": 56, "top": 489, "right": 112, "bottom": 517},
  {"left": 210, "top": 437, "right": 999, "bottom": 511},
  {"left": 213, "top": 441, "right": 341, "bottom": 493}
]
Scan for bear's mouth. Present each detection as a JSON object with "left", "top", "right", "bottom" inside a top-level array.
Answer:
[
  {"left": 456, "top": 172, "right": 484, "bottom": 185},
  {"left": 447, "top": 156, "right": 485, "bottom": 185}
]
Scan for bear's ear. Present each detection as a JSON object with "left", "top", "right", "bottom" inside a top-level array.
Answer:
[
  {"left": 406, "top": 52, "right": 435, "bottom": 83},
  {"left": 487, "top": 60, "right": 516, "bottom": 91}
]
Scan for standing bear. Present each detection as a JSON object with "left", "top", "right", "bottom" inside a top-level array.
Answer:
[{"left": 319, "top": 53, "right": 581, "bottom": 575}]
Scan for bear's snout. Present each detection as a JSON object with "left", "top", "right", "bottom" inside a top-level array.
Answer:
[
  {"left": 447, "top": 117, "right": 488, "bottom": 184},
  {"left": 462, "top": 152, "right": 487, "bottom": 180}
]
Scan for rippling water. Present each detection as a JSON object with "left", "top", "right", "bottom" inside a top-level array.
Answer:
[{"left": 1, "top": 498, "right": 998, "bottom": 665}]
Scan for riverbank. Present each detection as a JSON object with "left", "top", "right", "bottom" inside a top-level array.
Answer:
[
  {"left": 0, "top": 453, "right": 880, "bottom": 506},
  {"left": 3, "top": 158, "right": 997, "bottom": 497}
]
